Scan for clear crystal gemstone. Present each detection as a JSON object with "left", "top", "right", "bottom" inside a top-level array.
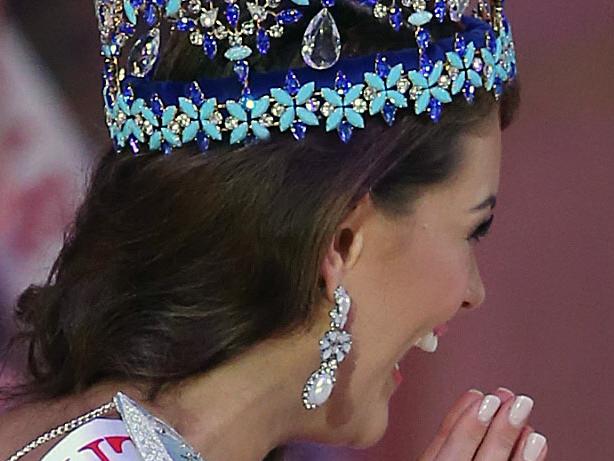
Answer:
[
  {"left": 353, "top": 98, "right": 367, "bottom": 113},
  {"left": 242, "top": 20, "right": 256, "bottom": 35},
  {"left": 225, "top": 117, "right": 239, "bottom": 129},
  {"left": 301, "top": 8, "right": 341, "bottom": 70},
  {"left": 228, "top": 33, "right": 243, "bottom": 46},
  {"left": 320, "top": 101, "right": 333, "bottom": 117},
  {"left": 214, "top": 26, "right": 228, "bottom": 39},
  {"left": 307, "top": 371, "right": 334, "bottom": 406},
  {"left": 189, "top": 31, "right": 204, "bottom": 45},
  {"left": 409, "top": 86, "right": 421, "bottom": 99},
  {"left": 211, "top": 111, "right": 223, "bottom": 124},
  {"left": 373, "top": 3, "right": 388, "bottom": 18},
  {"left": 187, "top": 0, "right": 202, "bottom": 15},
  {"left": 438, "top": 75, "right": 450, "bottom": 88},
  {"left": 247, "top": 2, "right": 266, "bottom": 20},
  {"left": 397, "top": 77, "right": 410, "bottom": 93},
  {"left": 450, "top": 0, "right": 469, "bottom": 21},
  {"left": 200, "top": 7, "right": 219, "bottom": 28},
  {"left": 363, "top": 86, "right": 376, "bottom": 100},
  {"left": 260, "top": 114, "right": 274, "bottom": 126},
  {"left": 128, "top": 28, "right": 161, "bottom": 77},
  {"left": 305, "top": 98, "right": 320, "bottom": 112},
  {"left": 271, "top": 103, "right": 284, "bottom": 117},
  {"left": 269, "top": 24, "right": 284, "bottom": 38}
]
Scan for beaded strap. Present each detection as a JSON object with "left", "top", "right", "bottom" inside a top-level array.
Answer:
[{"left": 7, "top": 401, "right": 116, "bottom": 461}]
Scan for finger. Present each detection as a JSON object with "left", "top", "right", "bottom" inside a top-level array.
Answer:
[
  {"left": 418, "top": 389, "right": 485, "bottom": 461},
  {"left": 473, "top": 394, "right": 535, "bottom": 461},
  {"left": 433, "top": 392, "right": 503, "bottom": 461},
  {"left": 511, "top": 426, "right": 548, "bottom": 461}
]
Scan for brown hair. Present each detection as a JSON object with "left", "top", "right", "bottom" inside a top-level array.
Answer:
[{"left": 2, "top": 3, "right": 520, "bottom": 460}]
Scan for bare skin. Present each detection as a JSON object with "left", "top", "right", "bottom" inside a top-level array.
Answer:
[{"left": 0, "top": 108, "right": 547, "bottom": 461}]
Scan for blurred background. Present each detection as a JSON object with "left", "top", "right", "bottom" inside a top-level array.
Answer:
[{"left": 0, "top": 1, "right": 612, "bottom": 460}]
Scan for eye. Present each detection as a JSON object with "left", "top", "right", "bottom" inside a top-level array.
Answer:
[{"left": 468, "top": 214, "right": 495, "bottom": 244}]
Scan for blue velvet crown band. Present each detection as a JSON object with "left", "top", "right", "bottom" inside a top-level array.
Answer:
[{"left": 95, "top": 0, "right": 517, "bottom": 153}]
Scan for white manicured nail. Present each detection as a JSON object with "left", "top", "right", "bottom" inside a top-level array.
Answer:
[
  {"left": 477, "top": 394, "right": 501, "bottom": 423},
  {"left": 508, "top": 395, "right": 534, "bottom": 427},
  {"left": 523, "top": 432, "right": 547, "bottom": 461}
]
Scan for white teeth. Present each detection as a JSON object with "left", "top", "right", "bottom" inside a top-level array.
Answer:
[
  {"left": 415, "top": 331, "right": 438, "bottom": 353},
  {"left": 394, "top": 362, "right": 400, "bottom": 371}
]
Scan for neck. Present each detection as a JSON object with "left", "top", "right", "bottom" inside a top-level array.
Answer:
[{"left": 86, "top": 304, "right": 333, "bottom": 461}]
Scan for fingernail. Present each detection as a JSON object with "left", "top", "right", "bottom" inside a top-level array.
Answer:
[
  {"left": 468, "top": 388, "right": 484, "bottom": 398},
  {"left": 496, "top": 386, "right": 514, "bottom": 394},
  {"left": 508, "top": 395, "right": 534, "bottom": 427},
  {"left": 523, "top": 432, "right": 547, "bottom": 461},
  {"left": 477, "top": 394, "right": 501, "bottom": 423}
]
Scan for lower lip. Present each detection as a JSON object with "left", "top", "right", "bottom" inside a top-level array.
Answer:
[{"left": 392, "top": 365, "right": 403, "bottom": 386}]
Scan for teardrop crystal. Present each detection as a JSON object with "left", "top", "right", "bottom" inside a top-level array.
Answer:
[
  {"left": 449, "top": 0, "right": 470, "bottom": 21},
  {"left": 128, "top": 28, "right": 161, "bottom": 77},
  {"left": 301, "top": 8, "right": 341, "bottom": 70}
]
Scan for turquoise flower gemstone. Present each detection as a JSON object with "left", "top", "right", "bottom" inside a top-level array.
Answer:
[
  {"left": 408, "top": 11, "right": 433, "bottom": 26},
  {"left": 224, "top": 46, "right": 253, "bottom": 61}
]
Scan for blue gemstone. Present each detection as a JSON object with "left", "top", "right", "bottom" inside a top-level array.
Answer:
[
  {"left": 278, "top": 9, "right": 302, "bottom": 24},
  {"left": 128, "top": 135, "right": 140, "bottom": 154},
  {"left": 486, "top": 31, "right": 496, "bottom": 53},
  {"left": 144, "top": 3, "right": 158, "bottom": 26},
  {"left": 503, "top": 16, "right": 510, "bottom": 34},
  {"left": 494, "top": 76, "right": 503, "bottom": 96},
  {"left": 388, "top": 8, "right": 402, "bottom": 31},
  {"left": 226, "top": 3, "right": 240, "bottom": 28},
  {"left": 338, "top": 121, "right": 353, "bottom": 143},
  {"left": 375, "top": 54, "right": 390, "bottom": 78},
  {"left": 434, "top": 0, "right": 446, "bottom": 22},
  {"left": 428, "top": 98, "right": 442, "bottom": 122},
  {"left": 188, "top": 82, "right": 205, "bottom": 106},
  {"left": 510, "top": 62, "right": 517, "bottom": 79},
  {"left": 334, "top": 71, "right": 350, "bottom": 92},
  {"left": 284, "top": 71, "right": 301, "bottom": 96},
  {"left": 154, "top": 0, "right": 164, "bottom": 5},
  {"left": 454, "top": 34, "right": 467, "bottom": 56},
  {"left": 203, "top": 33, "right": 217, "bottom": 59},
  {"left": 322, "top": 0, "right": 335, "bottom": 6},
  {"left": 359, "top": 0, "right": 376, "bottom": 6},
  {"left": 150, "top": 94, "right": 164, "bottom": 116},
  {"left": 233, "top": 61, "right": 250, "bottom": 84},
  {"left": 256, "top": 28, "right": 270, "bottom": 55},
  {"left": 196, "top": 131, "right": 210, "bottom": 152},
  {"left": 119, "top": 23, "right": 135, "bottom": 35},
  {"left": 162, "top": 141, "right": 173, "bottom": 155},
  {"left": 123, "top": 86, "right": 135, "bottom": 104},
  {"left": 382, "top": 101, "right": 396, "bottom": 126},
  {"left": 419, "top": 53, "right": 433, "bottom": 76},
  {"left": 462, "top": 80, "right": 475, "bottom": 104},
  {"left": 130, "top": 0, "right": 144, "bottom": 7},
  {"left": 112, "top": 138, "right": 121, "bottom": 153},
  {"left": 177, "top": 18, "right": 196, "bottom": 31},
  {"left": 291, "top": 121, "right": 307, "bottom": 140},
  {"left": 104, "top": 88, "right": 114, "bottom": 109},
  {"left": 417, "top": 29, "right": 431, "bottom": 49}
]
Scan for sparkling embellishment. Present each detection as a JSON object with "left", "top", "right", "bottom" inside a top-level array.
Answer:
[
  {"left": 114, "top": 393, "right": 204, "bottom": 461},
  {"left": 127, "top": 27, "right": 160, "bottom": 77},
  {"left": 200, "top": 7, "right": 219, "bottom": 28},
  {"left": 301, "top": 8, "right": 341, "bottom": 70}
]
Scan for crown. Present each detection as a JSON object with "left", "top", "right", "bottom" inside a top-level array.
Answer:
[{"left": 95, "top": 0, "right": 517, "bottom": 154}]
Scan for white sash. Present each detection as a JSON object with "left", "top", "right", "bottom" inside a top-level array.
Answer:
[{"left": 40, "top": 419, "right": 142, "bottom": 461}]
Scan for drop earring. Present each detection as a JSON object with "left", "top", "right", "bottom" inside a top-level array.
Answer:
[{"left": 302, "top": 285, "right": 353, "bottom": 410}]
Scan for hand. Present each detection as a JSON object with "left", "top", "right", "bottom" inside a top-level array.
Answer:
[{"left": 418, "top": 387, "right": 548, "bottom": 461}]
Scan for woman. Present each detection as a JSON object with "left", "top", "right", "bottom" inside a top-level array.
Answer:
[{"left": 0, "top": 0, "right": 548, "bottom": 460}]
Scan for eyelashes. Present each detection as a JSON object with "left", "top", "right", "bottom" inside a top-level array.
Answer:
[{"left": 469, "top": 214, "right": 495, "bottom": 243}]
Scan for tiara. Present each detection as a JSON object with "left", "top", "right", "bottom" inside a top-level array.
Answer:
[{"left": 95, "top": 0, "right": 517, "bottom": 154}]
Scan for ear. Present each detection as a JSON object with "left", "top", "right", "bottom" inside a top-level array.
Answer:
[{"left": 320, "top": 191, "right": 374, "bottom": 303}]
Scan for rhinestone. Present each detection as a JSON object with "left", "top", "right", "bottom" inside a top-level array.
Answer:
[
  {"left": 305, "top": 98, "right": 320, "bottom": 112},
  {"left": 200, "top": 7, "right": 219, "bottom": 28},
  {"left": 143, "top": 120, "right": 154, "bottom": 135},
  {"left": 269, "top": 24, "right": 284, "bottom": 38},
  {"left": 187, "top": 0, "right": 202, "bottom": 15},
  {"left": 225, "top": 117, "right": 239, "bottom": 129},
  {"left": 127, "top": 28, "right": 160, "bottom": 78},
  {"left": 306, "top": 370, "right": 334, "bottom": 406},
  {"left": 134, "top": 114, "right": 144, "bottom": 126},
  {"left": 397, "top": 77, "right": 410, "bottom": 93},
  {"left": 401, "top": 0, "right": 412, "bottom": 7},
  {"left": 363, "top": 86, "right": 376, "bottom": 101},
  {"left": 116, "top": 111, "right": 127, "bottom": 124},
  {"left": 214, "top": 26, "right": 228, "bottom": 39},
  {"left": 211, "top": 111, "right": 223, "bottom": 124},
  {"left": 472, "top": 57, "right": 484, "bottom": 72},
  {"left": 484, "top": 65, "right": 493, "bottom": 78},
  {"left": 242, "top": 20, "right": 256, "bottom": 35},
  {"left": 412, "top": 0, "right": 426, "bottom": 9},
  {"left": 267, "top": 0, "right": 282, "bottom": 7},
  {"left": 438, "top": 75, "right": 450, "bottom": 88},
  {"left": 373, "top": 3, "right": 388, "bottom": 18},
  {"left": 228, "top": 34, "right": 243, "bottom": 46},
  {"left": 189, "top": 31, "right": 204, "bottom": 45},
  {"left": 320, "top": 101, "right": 332, "bottom": 117},
  {"left": 409, "top": 86, "right": 421, "bottom": 99},
  {"left": 260, "top": 114, "right": 274, "bottom": 126},
  {"left": 447, "top": 65, "right": 460, "bottom": 79},
  {"left": 271, "top": 103, "right": 285, "bottom": 117},
  {"left": 176, "top": 114, "right": 191, "bottom": 127},
  {"left": 247, "top": 2, "right": 267, "bottom": 21},
  {"left": 170, "top": 121, "right": 181, "bottom": 133},
  {"left": 352, "top": 98, "right": 367, "bottom": 113}
]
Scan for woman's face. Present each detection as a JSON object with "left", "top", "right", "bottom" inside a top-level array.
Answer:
[{"left": 320, "top": 112, "right": 503, "bottom": 447}]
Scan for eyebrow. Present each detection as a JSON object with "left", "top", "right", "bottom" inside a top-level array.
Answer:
[{"left": 470, "top": 195, "right": 497, "bottom": 212}]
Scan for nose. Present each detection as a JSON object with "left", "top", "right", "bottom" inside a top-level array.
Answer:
[{"left": 461, "top": 253, "right": 486, "bottom": 311}]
